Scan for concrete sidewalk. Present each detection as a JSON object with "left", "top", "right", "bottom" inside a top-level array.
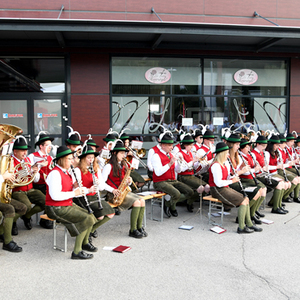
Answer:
[{"left": 1, "top": 194, "right": 300, "bottom": 300}]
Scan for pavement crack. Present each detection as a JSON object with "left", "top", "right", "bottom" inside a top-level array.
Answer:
[{"left": 241, "top": 236, "right": 290, "bottom": 299}]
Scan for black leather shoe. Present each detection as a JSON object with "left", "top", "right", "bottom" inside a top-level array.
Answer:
[
  {"left": 251, "top": 215, "right": 262, "bottom": 225},
  {"left": 138, "top": 227, "right": 148, "bottom": 237},
  {"left": 12, "top": 222, "right": 18, "bottom": 236},
  {"left": 90, "top": 230, "right": 98, "bottom": 238},
  {"left": 267, "top": 201, "right": 273, "bottom": 207},
  {"left": 186, "top": 203, "right": 194, "bottom": 213},
  {"left": 294, "top": 198, "right": 300, "bottom": 203},
  {"left": 21, "top": 216, "right": 32, "bottom": 230},
  {"left": 237, "top": 227, "right": 254, "bottom": 234},
  {"left": 129, "top": 229, "right": 143, "bottom": 239},
  {"left": 282, "top": 197, "right": 293, "bottom": 203},
  {"left": 163, "top": 202, "right": 171, "bottom": 218},
  {"left": 280, "top": 207, "right": 289, "bottom": 213},
  {"left": 71, "top": 251, "right": 93, "bottom": 260},
  {"left": 0, "top": 234, "right": 4, "bottom": 243},
  {"left": 3, "top": 241, "right": 22, "bottom": 252},
  {"left": 114, "top": 207, "right": 121, "bottom": 215},
  {"left": 248, "top": 225, "right": 263, "bottom": 232},
  {"left": 82, "top": 242, "right": 98, "bottom": 252},
  {"left": 40, "top": 218, "right": 53, "bottom": 229},
  {"left": 235, "top": 217, "right": 239, "bottom": 224},
  {"left": 224, "top": 207, "right": 231, "bottom": 212},
  {"left": 255, "top": 211, "right": 265, "bottom": 218},
  {"left": 271, "top": 208, "right": 286, "bottom": 214},
  {"left": 281, "top": 203, "right": 286, "bottom": 207},
  {"left": 169, "top": 208, "right": 178, "bottom": 217}
]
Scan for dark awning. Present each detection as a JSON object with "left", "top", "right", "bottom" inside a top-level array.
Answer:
[{"left": 1, "top": 18, "right": 300, "bottom": 53}]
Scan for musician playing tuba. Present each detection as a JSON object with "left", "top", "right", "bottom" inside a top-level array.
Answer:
[
  {"left": 0, "top": 124, "right": 27, "bottom": 252},
  {"left": 102, "top": 140, "right": 148, "bottom": 239},
  {"left": 73, "top": 144, "right": 115, "bottom": 240}
]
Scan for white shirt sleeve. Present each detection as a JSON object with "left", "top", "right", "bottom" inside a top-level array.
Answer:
[
  {"left": 101, "top": 164, "right": 114, "bottom": 193},
  {"left": 46, "top": 169, "right": 76, "bottom": 201},
  {"left": 97, "top": 170, "right": 114, "bottom": 193},
  {"left": 147, "top": 148, "right": 155, "bottom": 171},
  {"left": 211, "top": 163, "right": 233, "bottom": 187},
  {"left": 151, "top": 153, "right": 172, "bottom": 177}
]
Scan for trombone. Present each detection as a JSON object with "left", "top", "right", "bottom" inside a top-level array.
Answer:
[{"left": 125, "top": 146, "right": 148, "bottom": 169}]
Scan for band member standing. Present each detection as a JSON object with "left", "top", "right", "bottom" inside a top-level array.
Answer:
[
  {"left": 102, "top": 140, "right": 148, "bottom": 238},
  {"left": 11, "top": 136, "right": 49, "bottom": 232},
  {"left": 73, "top": 145, "right": 115, "bottom": 239},
  {"left": 176, "top": 133, "right": 210, "bottom": 212},
  {"left": 151, "top": 132, "right": 194, "bottom": 218},
  {"left": 208, "top": 142, "right": 261, "bottom": 233},
  {"left": 45, "top": 146, "right": 97, "bottom": 260},
  {"left": 0, "top": 170, "right": 26, "bottom": 252}
]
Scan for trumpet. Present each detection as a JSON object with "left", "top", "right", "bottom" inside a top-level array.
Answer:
[
  {"left": 73, "top": 145, "right": 83, "bottom": 158},
  {"left": 194, "top": 151, "right": 211, "bottom": 176},
  {"left": 125, "top": 146, "right": 147, "bottom": 169},
  {"left": 175, "top": 152, "right": 193, "bottom": 171}
]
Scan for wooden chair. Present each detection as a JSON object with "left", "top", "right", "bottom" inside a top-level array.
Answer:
[{"left": 203, "top": 196, "right": 225, "bottom": 226}]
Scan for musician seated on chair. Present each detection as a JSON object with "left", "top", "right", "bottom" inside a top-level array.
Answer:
[
  {"left": 120, "top": 132, "right": 145, "bottom": 191},
  {"left": 102, "top": 140, "right": 147, "bottom": 239},
  {"left": 147, "top": 136, "right": 161, "bottom": 180},
  {"left": 65, "top": 126, "right": 83, "bottom": 168},
  {"left": 11, "top": 136, "right": 51, "bottom": 233},
  {"left": 151, "top": 131, "right": 194, "bottom": 218},
  {"left": 0, "top": 170, "right": 27, "bottom": 252},
  {"left": 45, "top": 145, "right": 98, "bottom": 260},
  {"left": 73, "top": 144, "right": 115, "bottom": 241},
  {"left": 175, "top": 133, "right": 210, "bottom": 213}
]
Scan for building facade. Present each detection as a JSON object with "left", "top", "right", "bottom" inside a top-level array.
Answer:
[{"left": 0, "top": 1, "right": 300, "bottom": 149}]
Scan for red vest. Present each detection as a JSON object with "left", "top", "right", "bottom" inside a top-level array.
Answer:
[
  {"left": 285, "top": 146, "right": 293, "bottom": 168},
  {"left": 106, "top": 164, "right": 126, "bottom": 189},
  {"left": 45, "top": 166, "right": 73, "bottom": 207},
  {"left": 251, "top": 149, "right": 265, "bottom": 170},
  {"left": 12, "top": 157, "right": 33, "bottom": 192},
  {"left": 152, "top": 151, "right": 176, "bottom": 183},
  {"left": 81, "top": 169, "right": 98, "bottom": 196},
  {"left": 208, "top": 162, "right": 229, "bottom": 188},
  {"left": 240, "top": 153, "right": 256, "bottom": 179},
  {"left": 178, "top": 150, "right": 194, "bottom": 176},
  {"left": 194, "top": 143, "right": 201, "bottom": 151},
  {"left": 199, "top": 145, "right": 213, "bottom": 160},
  {"left": 32, "top": 152, "right": 52, "bottom": 184},
  {"left": 268, "top": 153, "right": 278, "bottom": 174},
  {"left": 152, "top": 145, "right": 160, "bottom": 154}
]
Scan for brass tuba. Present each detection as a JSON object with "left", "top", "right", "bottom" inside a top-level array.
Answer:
[{"left": 0, "top": 124, "right": 35, "bottom": 204}]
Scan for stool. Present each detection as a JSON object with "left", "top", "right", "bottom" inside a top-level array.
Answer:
[
  {"left": 141, "top": 175, "right": 152, "bottom": 191},
  {"left": 40, "top": 214, "right": 68, "bottom": 252},
  {"left": 203, "top": 196, "right": 224, "bottom": 226},
  {"left": 139, "top": 192, "right": 166, "bottom": 222}
]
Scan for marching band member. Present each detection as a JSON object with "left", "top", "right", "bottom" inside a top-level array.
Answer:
[
  {"left": 285, "top": 133, "right": 300, "bottom": 203},
  {"left": 73, "top": 145, "right": 115, "bottom": 239},
  {"left": 238, "top": 138, "right": 267, "bottom": 224},
  {"left": 226, "top": 133, "right": 263, "bottom": 228},
  {"left": 208, "top": 142, "right": 260, "bottom": 233},
  {"left": 0, "top": 170, "right": 26, "bottom": 252},
  {"left": 176, "top": 133, "right": 209, "bottom": 212},
  {"left": 11, "top": 136, "right": 49, "bottom": 232},
  {"left": 86, "top": 135, "right": 100, "bottom": 151},
  {"left": 65, "top": 126, "right": 83, "bottom": 168},
  {"left": 195, "top": 129, "right": 216, "bottom": 182},
  {"left": 45, "top": 146, "right": 97, "bottom": 260},
  {"left": 191, "top": 129, "right": 203, "bottom": 153},
  {"left": 102, "top": 140, "right": 147, "bottom": 239},
  {"left": 98, "top": 129, "right": 117, "bottom": 171},
  {"left": 251, "top": 135, "right": 286, "bottom": 217},
  {"left": 265, "top": 134, "right": 290, "bottom": 214},
  {"left": 277, "top": 134, "right": 299, "bottom": 203},
  {"left": 120, "top": 132, "right": 145, "bottom": 191},
  {"left": 147, "top": 136, "right": 161, "bottom": 180},
  {"left": 151, "top": 132, "right": 194, "bottom": 218}
]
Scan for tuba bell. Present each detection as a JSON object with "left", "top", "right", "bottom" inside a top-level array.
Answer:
[{"left": 0, "top": 124, "right": 35, "bottom": 204}]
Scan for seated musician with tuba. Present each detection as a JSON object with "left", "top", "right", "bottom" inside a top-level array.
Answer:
[
  {"left": 175, "top": 133, "right": 210, "bottom": 213},
  {"left": 102, "top": 140, "right": 147, "bottom": 239},
  {"left": 11, "top": 136, "right": 48, "bottom": 233},
  {"left": 73, "top": 144, "right": 115, "bottom": 240},
  {"left": 45, "top": 146, "right": 98, "bottom": 260}
]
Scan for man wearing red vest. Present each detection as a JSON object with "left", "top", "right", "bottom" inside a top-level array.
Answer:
[
  {"left": 151, "top": 132, "right": 194, "bottom": 217},
  {"left": 11, "top": 136, "right": 49, "bottom": 233}
]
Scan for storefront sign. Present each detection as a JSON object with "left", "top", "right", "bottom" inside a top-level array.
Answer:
[
  {"left": 3, "top": 113, "right": 23, "bottom": 118},
  {"left": 37, "top": 113, "right": 58, "bottom": 118},
  {"left": 234, "top": 69, "right": 258, "bottom": 85},
  {"left": 145, "top": 67, "right": 171, "bottom": 84}
]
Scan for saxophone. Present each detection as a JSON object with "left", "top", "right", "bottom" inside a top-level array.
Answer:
[
  {"left": 0, "top": 124, "right": 35, "bottom": 204},
  {"left": 108, "top": 163, "right": 132, "bottom": 207}
]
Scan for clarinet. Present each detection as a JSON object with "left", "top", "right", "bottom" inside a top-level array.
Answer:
[
  {"left": 88, "top": 163, "right": 103, "bottom": 210},
  {"left": 262, "top": 150, "right": 273, "bottom": 185},
  {"left": 286, "top": 147, "right": 300, "bottom": 176},
  {"left": 227, "top": 157, "right": 247, "bottom": 197},
  {"left": 276, "top": 149, "right": 288, "bottom": 182},
  {"left": 70, "top": 165, "right": 94, "bottom": 214},
  {"left": 238, "top": 150, "right": 258, "bottom": 185}
]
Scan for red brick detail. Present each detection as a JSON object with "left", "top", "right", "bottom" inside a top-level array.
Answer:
[
  {"left": 70, "top": 53, "right": 109, "bottom": 94},
  {"left": 290, "top": 58, "right": 300, "bottom": 96},
  {"left": 290, "top": 96, "right": 300, "bottom": 132}
]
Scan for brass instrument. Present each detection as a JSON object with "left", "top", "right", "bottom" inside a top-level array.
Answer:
[
  {"left": 108, "top": 160, "right": 132, "bottom": 207},
  {"left": 0, "top": 124, "right": 35, "bottom": 204},
  {"left": 126, "top": 146, "right": 147, "bottom": 169},
  {"left": 175, "top": 152, "right": 193, "bottom": 171},
  {"left": 194, "top": 150, "right": 211, "bottom": 176}
]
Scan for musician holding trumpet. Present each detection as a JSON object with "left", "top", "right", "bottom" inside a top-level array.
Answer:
[
  {"left": 102, "top": 140, "right": 147, "bottom": 239},
  {"left": 45, "top": 146, "right": 98, "bottom": 260}
]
